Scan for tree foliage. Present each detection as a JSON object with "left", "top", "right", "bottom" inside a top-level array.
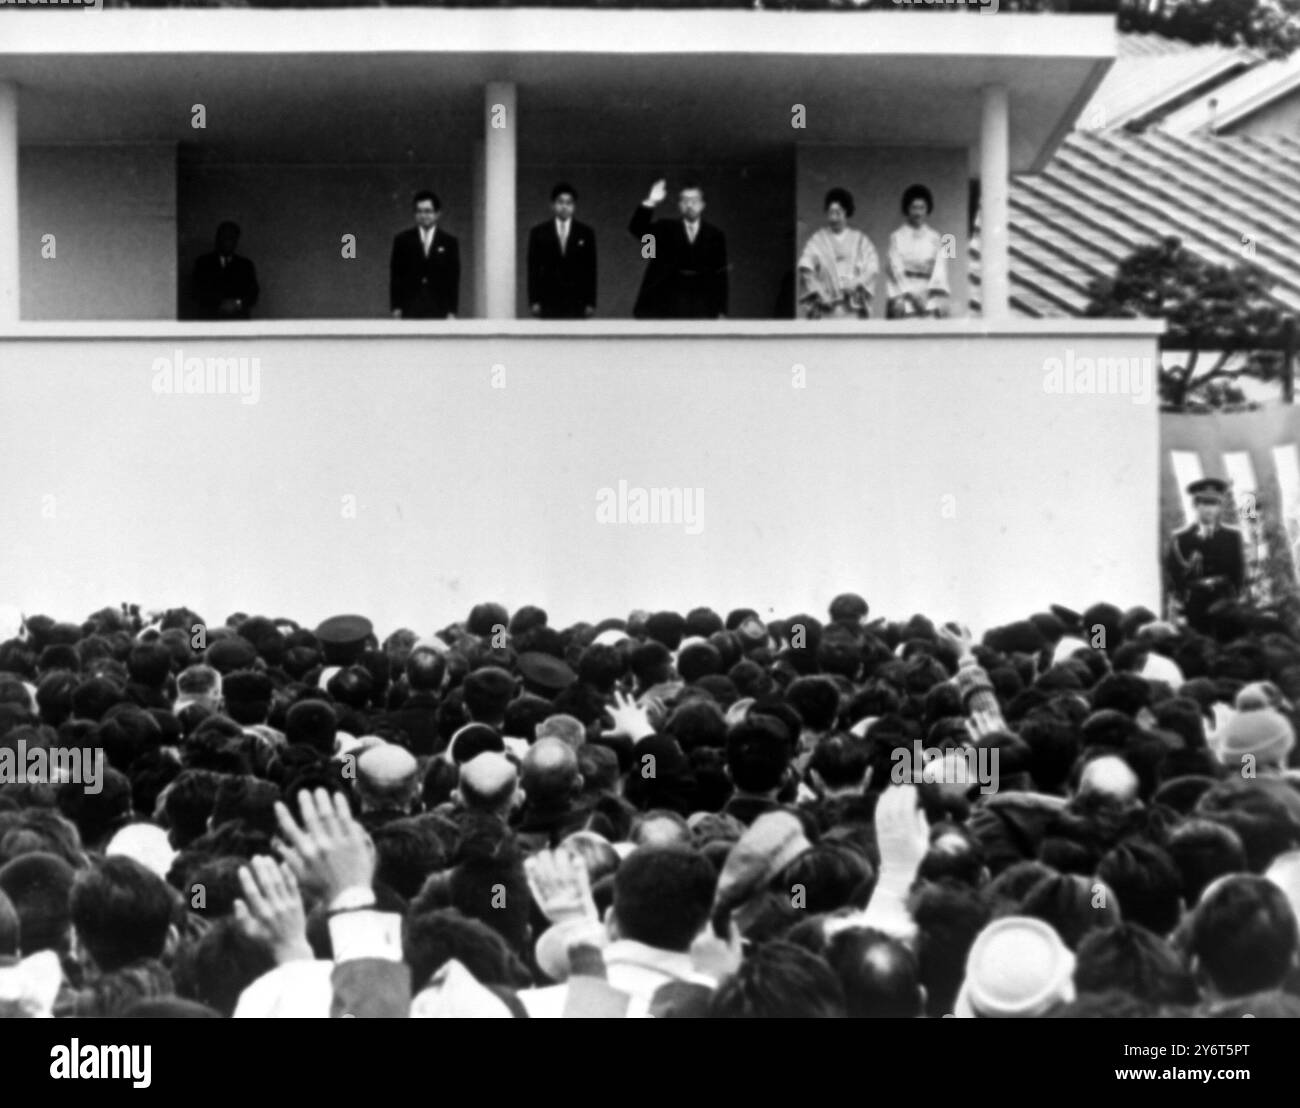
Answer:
[
  {"left": 1120, "top": 0, "right": 1300, "bottom": 57},
  {"left": 1085, "top": 236, "right": 1292, "bottom": 408}
]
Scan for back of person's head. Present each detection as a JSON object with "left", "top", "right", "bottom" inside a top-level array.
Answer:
[
  {"left": 630, "top": 809, "right": 692, "bottom": 849},
  {"left": 908, "top": 879, "right": 992, "bottom": 1017},
  {"left": 1189, "top": 874, "right": 1298, "bottom": 998},
  {"left": 786, "top": 676, "right": 841, "bottom": 733},
  {"left": 645, "top": 611, "right": 686, "bottom": 653},
  {"left": 161, "top": 770, "right": 220, "bottom": 848},
  {"left": 578, "top": 644, "right": 625, "bottom": 692},
  {"left": 371, "top": 818, "right": 449, "bottom": 901},
  {"left": 630, "top": 640, "right": 673, "bottom": 689},
  {"left": 447, "top": 830, "right": 531, "bottom": 956},
  {"left": 210, "top": 775, "right": 281, "bottom": 836},
  {"left": 462, "top": 666, "right": 515, "bottom": 723},
  {"left": 1013, "top": 872, "right": 1119, "bottom": 950},
  {"left": 0, "top": 851, "right": 77, "bottom": 955},
  {"left": 778, "top": 843, "right": 873, "bottom": 915},
  {"left": 356, "top": 744, "right": 420, "bottom": 812},
  {"left": 406, "top": 648, "right": 447, "bottom": 694},
  {"left": 612, "top": 846, "right": 716, "bottom": 952},
  {"left": 173, "top": 916, "right": 275, "bottom": 1017},
  {"left": 467, "top": 602, "right": 509, "bottom": 638},
  {"left": 521, "top": 738, "right": 581, "bottom": 809},
  {"left": 1017, "top": 714, "right": 1082, "bottom": 794},
  {"left": 36, "top": 671, "right": 79, "bottom": 728},
  {"left": 983, "top": 860, "right": 1057, "bottom": 910},
  {"left": 676, "top": 641, "right": 721, "bottom": 684},
  {"left": 664, "top": 698, "right": 727, "bottom": 752},
  {"left": 917, "top": 826, "right": 987, "bottom": 889},
  {"left": 457, "top": 752, "right": 519, "bottom": 816},
  {"left": 824, "top": 926, "right": 923, "bottom": 1017},
  {"left": 1195, "top": 782, "right": 1300, "bottom": 872},
  {"left": 1096, "top": 839, "right": 1182, "bottom": 935},
  {"left": 56, "top": 768, "right": 133, "bottom": 850},
  {"left": 709, "top": 941, "right": 846, "bottom": 1018},
  {"left": 402, "top": 907, "right": 529, "bottom": 992},
  {"left": 96, "top": 706, "right": 164, "bottom": 772},
  {"left": 1074, "top": 923, "right": 1196, "bottom": 1005},
  {"left": 285, "top": 699, "right": 337, "bottom": 756},
  {"left": 127, "top": 642, "right": 173, "bottom": 690},
  {"left": 808, "top": 732, "right": 872, "bottom": 792},
  {"left": 1166, "top": 818, "right": 1248, "bottom": 904},
  {"left": 71, "top": 856, "right": 175, "bottom": 972},
  {"left": 726, "top": 716, "right": 791, "bottom": 794},
  {"left": 71, "top": 675, "right": 125, "bottom": 723},
  {"left": 502, "top": 694, "right": 552, "bottom": 742}
]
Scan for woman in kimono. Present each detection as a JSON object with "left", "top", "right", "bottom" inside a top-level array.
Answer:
[
  {"left": 797, "top": 188, "right": 879, "bottom": 320},
  {"left": 886, "top": 184, "right": 951, "bottom": 319}
]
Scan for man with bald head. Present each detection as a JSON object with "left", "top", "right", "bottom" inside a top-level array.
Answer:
[
  {"left": 825, "top": 926, "right": 925, "bottom": 1018},
  {"left": 1076, "top": 754, "right": 1141, "bottom": 806},
  {"left": 455, "top": 752, "right": 522, "bottom": 824},
  {"left": 514, "top": 738, "right": 589, "bottom": 852},
  {"left": 355, "top": 742, "right": 421, "bottom": 831}
]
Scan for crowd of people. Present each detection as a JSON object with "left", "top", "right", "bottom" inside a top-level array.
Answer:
[{"left": 0, "top": 591, "right": 1298, "bottom": 1018}]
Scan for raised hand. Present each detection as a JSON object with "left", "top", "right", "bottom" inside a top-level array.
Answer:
[
  {"left": 874, "top": 783, "right": 930, "bottom": 882},
  {"left": 603, "top": 688, "right": 656, "bottom": 743},
  {"left": 273, "top": 788, "right": 375, "bottom": 906},
  {"left": 647, "top": 178, "right": 668, "bottom": 205},
  {"left": 234, "top": 855, "right": 313, "bottom": 964},
  {"left": 525, "top": 847, "right": 599, "bottom": 926}
]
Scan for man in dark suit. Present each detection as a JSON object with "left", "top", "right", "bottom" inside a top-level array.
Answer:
[
  {"left": 628, "top": 178, "right": 728, "bottom": 319},
  {"left": 527, "top": 182, "right": 597, "bottom": 319},
  {"left": 192, "top": 221, "right": 259, "bottom": 320},
  {"left": 1165, "top": 477, "right": 1246, "bottom": 633},
  {"left": 389, "top": 190, "right": 460, "bottom": 319}
]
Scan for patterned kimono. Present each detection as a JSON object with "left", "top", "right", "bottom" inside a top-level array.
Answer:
[
  {"left": 886, "top": 223, "right": 951, "bottom": 318},
  {"left": 797, "top": 227, "right": 879, "bottom": 319}
]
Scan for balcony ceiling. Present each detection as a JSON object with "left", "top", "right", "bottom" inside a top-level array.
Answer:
[{"left": 0, "top": 10, "right": 1115, "bottom": 170}]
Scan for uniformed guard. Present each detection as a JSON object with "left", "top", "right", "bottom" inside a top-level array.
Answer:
[{"left": 1165, "top": 477, "right": 1246, "bottom": 634}]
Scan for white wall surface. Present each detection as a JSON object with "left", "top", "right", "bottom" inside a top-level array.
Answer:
[
  {"left": 20, "top": 144, "right": 177, "bottom": 320},
  {"left": 0, "top": 323, "right": 1162, "bottom": 637}
]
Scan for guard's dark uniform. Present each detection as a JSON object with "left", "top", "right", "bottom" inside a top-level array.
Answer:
[{"left": 1165, "top": 522, "right": 1245, "bottom": 633}]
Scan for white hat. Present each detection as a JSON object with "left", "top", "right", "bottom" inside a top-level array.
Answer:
[
  {"left": 953, "top": 917, "right": 1075, "bottom": 1018},
  {"left": 106, "top": 824, "right": 177, "bottom": 881}
]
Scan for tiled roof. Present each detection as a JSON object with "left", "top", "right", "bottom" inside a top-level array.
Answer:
[
  {"left": 969, "top": 130, "right": 1300, "bottom": 318},
  {"left": 1160, "top": 51, "right": 1300, "bottom": 134},
  {"left": 1076, "top": 32, "right": 1259, "bottom": 131}
]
